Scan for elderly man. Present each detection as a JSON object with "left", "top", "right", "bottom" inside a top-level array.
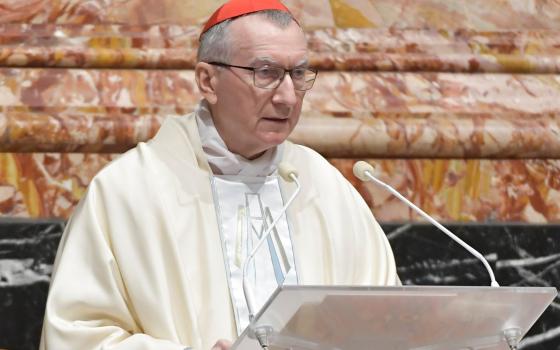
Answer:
[{"left": 40, "top": 1, "right": 399, "bottom": 349}]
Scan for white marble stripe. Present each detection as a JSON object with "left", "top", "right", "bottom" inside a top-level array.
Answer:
[
  {"left": 385, "top": 224, "right": 413, "bottom": 240},
  {"left": 404, "top": 254, "right": 498, "bottom": 270},
  {"left": 0, "top": 237, "right": 40, "bottom": 245},
  {"left": 549, "top": 301, "right": 560, "bottom": 311},
  {"left": 497, "top": 253, "right": 560, "bottom": 268},
  {"left": 519, "top": 325, "right": 560, "bottom": 348},
  {"left": 0, "top": 259, "right": 51, "bottom": 287}
]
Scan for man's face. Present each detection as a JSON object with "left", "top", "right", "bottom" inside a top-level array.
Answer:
[{"left": 209, "top": 15, "right": 308, "bottom": 159}]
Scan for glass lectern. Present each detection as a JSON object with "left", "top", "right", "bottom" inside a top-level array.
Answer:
[{"left": 232, "top": 285, "right": 557, "bottom": 350}]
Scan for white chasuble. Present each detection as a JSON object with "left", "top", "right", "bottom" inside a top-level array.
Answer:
[
  {"left": 40, "top": 107, "right": 400, "bottom": 350},
  {"left": 211, "top": 174, "right": 298, "bottom": 335}
]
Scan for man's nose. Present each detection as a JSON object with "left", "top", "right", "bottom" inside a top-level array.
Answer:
[{"left": 272, "top": 73, "right": 298, "bottom": 107}]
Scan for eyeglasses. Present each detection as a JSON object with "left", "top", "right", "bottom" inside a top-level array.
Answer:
[{"left": 207, "top": 62, "right": 317, "bottom": 91}]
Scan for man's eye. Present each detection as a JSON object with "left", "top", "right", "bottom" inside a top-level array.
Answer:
[
  {"left": 256, "top": 67, "right": 280, "bottom": 79},
  {"left": 291, "top": 68, "right": 306, "bottom": 80}
]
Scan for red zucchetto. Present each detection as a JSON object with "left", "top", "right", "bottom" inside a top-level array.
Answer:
[{"left": 200, "top": 0, "right": 294, "bottom": 39}]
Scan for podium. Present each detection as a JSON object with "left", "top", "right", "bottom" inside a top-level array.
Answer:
[{"left": 232, "top": 285, "right": 557, "bottom": 350}]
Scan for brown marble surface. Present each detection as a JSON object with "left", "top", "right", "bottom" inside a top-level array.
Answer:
[
  {"left": 307, "top": 28, "right": 560, "bottom": 73},
  {"left": 0, "top": 153, "right": 115, "bottom": 218},
  {"left": 334, "top": 159, "right": 560, "bottom": 223},
  {"left": 1, "top": 153, "right": 559, "bottom": 223},
  {"left": 1, "top": 24, "right": 559, "bottom": 72},
  {"left": 1, "top": 111, "right": 559, "bottom": 158},
  {"left": 1, "top": 0, "right": 559, "bottom": 29},
  {"left": 292, "top": 114, "right": 560, "bottom": 158},
  {"left": 1, "top": 0, "right": 559, "bottom": 73},
  {"left": 1, "top": 68, "right": 559, "bottom": 157}
]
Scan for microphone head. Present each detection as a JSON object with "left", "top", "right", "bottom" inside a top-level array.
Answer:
[
  {"left": 278, "top": 162, "right": 298, "bottom": 182},
  {"left": 353, "top": 161, "right": 374, "bottom": 181}
]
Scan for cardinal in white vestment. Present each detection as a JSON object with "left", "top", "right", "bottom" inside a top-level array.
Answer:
[{"left": 40, "top": 1, "right": 400, "bottom": 349}]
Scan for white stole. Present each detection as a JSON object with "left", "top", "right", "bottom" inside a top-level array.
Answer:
[{"left": 195, "top": 100, "right": 298, "bottom": 334}]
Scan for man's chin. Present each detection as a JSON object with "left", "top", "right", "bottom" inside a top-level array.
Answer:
[{"left": 260, "top": 133, "right": 290, "bottom": 148}]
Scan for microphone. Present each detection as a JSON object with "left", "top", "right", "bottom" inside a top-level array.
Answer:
[
  {"left": 242, "top": 162, "right": 302, "bottom": 323},
  {"left": 352, "top": 161, "right": 500, "bottom": 287},
  {"left": 278, "top": 162, "right": 299, "bottom": 183}
]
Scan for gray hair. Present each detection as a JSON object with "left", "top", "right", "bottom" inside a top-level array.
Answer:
[{"left": 197, "top": 10, "right": 298, "bottom": 63}]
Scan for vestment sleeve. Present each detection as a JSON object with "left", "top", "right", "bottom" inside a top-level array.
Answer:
[{"left": 40, "top": 180, "right": 189, "bottom": 350}]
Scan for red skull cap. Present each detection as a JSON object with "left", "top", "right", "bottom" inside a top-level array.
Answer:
[{"left": 200, "top": 0, "right": 296, "bottom": 39}]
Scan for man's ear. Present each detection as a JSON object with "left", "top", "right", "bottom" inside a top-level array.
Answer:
[{"left": 195, "top": 62, "right": 218, "bottom": 104}]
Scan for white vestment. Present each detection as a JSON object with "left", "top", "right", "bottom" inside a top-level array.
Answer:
[{"left": 40, "top": 110, "right": 399, "bottom": 350}]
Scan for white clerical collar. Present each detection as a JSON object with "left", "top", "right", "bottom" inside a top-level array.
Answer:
[{"left": 195, "top": 100, "right": 284, "bottom": 176}]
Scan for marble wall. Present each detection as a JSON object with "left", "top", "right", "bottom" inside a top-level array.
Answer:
[
  {"left": 1, "top": 1, "right": 560, "bottom": 224},
  {"left": 1, "top": 68, "right": 560, "bottom": 221},
  {"left": 0, "top": 0, "right": 559, "bottom": 349}
]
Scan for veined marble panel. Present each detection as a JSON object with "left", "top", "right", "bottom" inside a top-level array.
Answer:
[
  {"left": 0, "top": 220, "right": 62, "bottom": 350},
  {"left": 1, "top": 68, "right": 559, "bottom": 155},
  {"left": 326, "top": 0, "right": 560, "bottom": 30},
  {"left": 0, "top": 221, "right": 558, "bottom": 349},
  {"left": 0, "top": 153, "right": 116, "bottom": 218},
  {"left": 3, "top": 69, "right": 558, "bottom": 114},
  {"left": 308, "top": 28, "right": 560, "bottom": 73},
  {"left": 331, "top": 159, "right": 560, "bottom": 223},
  {"left": 1, "top": 0, "right": 559, "bottom": 30},
  {"left": 2, "top": 112, "right": 559, "bottom": 158},
  {"left": 1, "top": 155, "right": 560, "bottom": 223},
  {"left": 292, "top": 114, "right": 560, "bottom": 158},
  {"left": 1, "top": 24, "right": 559, "bottom": 72},
  {"left": 0, "top": 23, "right": 199, "bottom": 69},
  {"left": 308, "top": 72, "right": 560, "bottom": 115},
  {"left": 0, "top": 110, "right": 166, "bottom": 153},
  {"left": 0, "top": 68, "right": 200, "bottom": 109},
  {"left": 386, "top": 223, "right": 560, "bottom": 350}
]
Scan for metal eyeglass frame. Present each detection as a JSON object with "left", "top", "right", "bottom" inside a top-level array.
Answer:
[{"left": 207, "top": 61, "right": 318, "bottom": 91}]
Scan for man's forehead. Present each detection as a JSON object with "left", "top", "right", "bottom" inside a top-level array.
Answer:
[
  {"left": 228, "top": 16, "right": 308, "bottom": 62},
  {"left": 228, "top": 13, "right": 303, "bottom": 39}
]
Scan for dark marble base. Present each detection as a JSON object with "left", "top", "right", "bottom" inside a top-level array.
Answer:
[
  {"left": 0, "top": 220, "right": 62, "bottom": 350},
  {"left": 0, "top": 220, "right": 558, "bottom": 350},
  {"left": 385, "top": 223, "right": 560, "bottom": 350}
]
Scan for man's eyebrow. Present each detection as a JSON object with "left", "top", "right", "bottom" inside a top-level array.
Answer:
[
  {"left": 250, "top": 57, "right": 309, "bottom": 67},
  {"left": 294, "top": 58, "right": 309, "bottom": 67}
]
